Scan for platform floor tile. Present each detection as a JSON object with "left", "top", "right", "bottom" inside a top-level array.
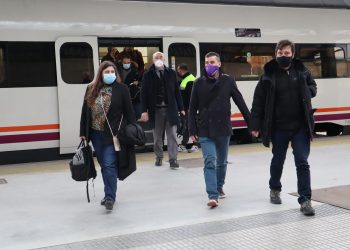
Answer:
[{"left": 36, "top": 204, "right": 350, "bottom": 250}]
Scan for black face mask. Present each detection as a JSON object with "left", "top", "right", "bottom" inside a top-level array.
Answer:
[{"left": 276, "top": 56, "right": 292, "bottom": 68}]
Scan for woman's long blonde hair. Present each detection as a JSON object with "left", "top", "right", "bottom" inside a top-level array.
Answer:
[{"left": 85, "top": 61, "right": 121, "bottom": 107}]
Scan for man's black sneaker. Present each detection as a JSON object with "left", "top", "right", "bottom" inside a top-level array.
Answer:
[
  {"left": 104, "top": 199, "right": 114, "bottom": 210},
  {"left": 169, "top": 160, "right": 179, "bottom": 169},
  {"left": 270, "top": 190, "right": 282, "bottom": 204},
  {"left": 300, "top": 200, "right": 315, "bottom": 216},
  {"left": 101, "top": 198, "right": 106, "bottom": 206},
  {"left": 218, "top": 187, "right": 226, "bottom": 199},
  {"left": 155, "top": 158, "right": 162, "bottom": 166}
]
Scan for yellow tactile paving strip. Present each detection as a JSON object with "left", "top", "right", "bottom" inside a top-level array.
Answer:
[{"left": 0, "top": 135, "right": 349, "bottom": 176}]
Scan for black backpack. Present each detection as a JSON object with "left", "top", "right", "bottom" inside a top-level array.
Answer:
[{"left": 69, "top": 139, "right": 97, "bottom": 202}]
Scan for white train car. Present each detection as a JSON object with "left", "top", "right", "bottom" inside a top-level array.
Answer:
[{"left": 1, "top": 0, "right": 350, "bottom": 164}]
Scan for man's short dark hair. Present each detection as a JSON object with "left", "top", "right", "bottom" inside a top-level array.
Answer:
[
  {"left": 275, "top": 40, "right": 295, "bottom": 54},
  {"left": 205, "top": 52, "right": 221, "bottom": 62},
  {"left": 178, "top": 63, "right": 188, "bottom": 71},
  {"left": 107, "top": 47, "right": 113, "bottom": 53}
]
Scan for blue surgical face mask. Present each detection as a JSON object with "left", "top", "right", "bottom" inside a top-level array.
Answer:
[
  {"left": 123, "top": 63, "right": 131, "bottom": 70},
  {"left": 103, "top": 73, "right": 116, "bottom": 85}
]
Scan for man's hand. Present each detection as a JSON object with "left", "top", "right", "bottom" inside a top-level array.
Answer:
[
  {"left": 140, "top": 112, "right": 149, "bottom": 122},
  {"left": 180, "top": 110, "right": 185, "bottom": 116},
  {"left": 251, "top": 131, "right": 259, "bottom": 138},
  {"left": 191, "top": 135, "right": 198, "bottom": 142}
]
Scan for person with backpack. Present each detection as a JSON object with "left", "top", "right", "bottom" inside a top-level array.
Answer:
[
  {"left": 188, "top": 52, "right": 250, "bottom": 208},
  {"left": 80, "top": 61, "right": 136, "bottom": 210}
]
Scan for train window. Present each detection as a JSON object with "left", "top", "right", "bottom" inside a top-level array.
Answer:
[
  {"left": 0, "top": 42, "right": 56, "bottom": 88},
  {"left": 168, "top": 43, "right": 197, "bottom": 75},
  {"left": 0, "top": 47, "right": 4, "bottom": 84},
  {"left": 297, "top": 44, "right": 348, "bottom": 78},
  {"left": 200, "top": 43, "right": 275, "bottom": 81},
  {"left": 348, "top": 44, "right": 350, "bottom": 77},
  {"left": 60, "top": 42, "right": 94, "bottom": 84},
  {"left": 98, "top": 38, "right": 162, "bottom": 77},
  {"left": 98, "top": 46, "right": 155, "bottom": 76}
]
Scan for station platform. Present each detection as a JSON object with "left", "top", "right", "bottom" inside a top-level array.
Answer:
[{"left": 0, "top": 136, "right": 350, "bottom": 250}]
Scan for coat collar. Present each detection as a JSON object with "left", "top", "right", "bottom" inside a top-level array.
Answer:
[
  {"left": 264, "top": 58, "right": 306, "bottom": 76},
  {"left": 149, "top": 64, "right": 170, "bottom": 72}
]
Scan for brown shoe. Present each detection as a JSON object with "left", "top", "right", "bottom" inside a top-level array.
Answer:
[
  {"left": 218, "top": 187, "right": 226, "bottom": 199},
  {"left": 207, "top": 199, "right": 218, "bottom": 208}
]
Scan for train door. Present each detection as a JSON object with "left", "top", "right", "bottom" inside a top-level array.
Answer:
[
  {"left": 163, "top": 38, "right": 200, "bottom": 145},
  {"left": 98, "top": 38, "right": 162, "bottom": 144},
  {"left": 55, "top": 37, "right": 99, "bottom": 154}
]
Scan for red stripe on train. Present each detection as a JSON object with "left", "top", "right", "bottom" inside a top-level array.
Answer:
[
  {"left": 314, "top": 113, "right": 350, "bottom": 121},
  {"left": 231, "top": 120, "right": 247, "bottom": 127},
  {"left": 0, "top": 132, "right": 59, "bottom": 144}
]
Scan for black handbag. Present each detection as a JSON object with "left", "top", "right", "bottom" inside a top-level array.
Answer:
[
  {"left": 118, "top": 123, "right": 146, "bottom": 146},
  {"left": 69, "top": 139, "right": 97, "bottom": 202}
]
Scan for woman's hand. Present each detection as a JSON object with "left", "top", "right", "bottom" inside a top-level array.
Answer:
[{"left": 191, "top": 135, "right": 198, "bottom": 142}]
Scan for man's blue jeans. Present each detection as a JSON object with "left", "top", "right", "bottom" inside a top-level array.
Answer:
[
  {"left": 199, "top": 136, "right": 230, "bottom": 200},
  {"left": 91, "top": 129, "right": 118, "bottom": 202},
  {"left": 270, "top": 127, "right": 311, "bottom": 204}
]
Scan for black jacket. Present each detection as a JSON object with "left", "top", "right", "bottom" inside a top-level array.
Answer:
[
  {"left": 140, "top": 65, "right": 184, "bottom": 127},
  {"left": 117, "top": 64, "right": 141, "bottom": 102},
  {"left": 80, "top": 82, "right": 137, "bottom": 180},
  {"left": 249, "top": 59, "right": 317, "bottom": 147},
  {"left": 188, "top": 70, "right": 250, "bottom": 138},
  {"left": 80, "top": 82, "right": 136, "bottom": 142}
]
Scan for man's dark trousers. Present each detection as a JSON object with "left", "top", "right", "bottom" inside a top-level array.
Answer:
[{"left": 269, "top": 127, "right": 311, "bottom": 204}]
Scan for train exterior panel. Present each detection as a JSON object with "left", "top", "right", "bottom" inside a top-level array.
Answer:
[{"left": 1, "top": 0, "right": 350, "bottom": 163}]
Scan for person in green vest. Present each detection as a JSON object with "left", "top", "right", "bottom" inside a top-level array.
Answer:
[{"left": 177, "top": 63, "right": 198, "bottom": 153}]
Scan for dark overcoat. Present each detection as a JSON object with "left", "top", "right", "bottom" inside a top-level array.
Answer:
[
  {"left": 140, "top": 65, "right": 184, "bottom": 128},
  {"left": 80, "top": 82, "right": 137, "bottom": 180}
]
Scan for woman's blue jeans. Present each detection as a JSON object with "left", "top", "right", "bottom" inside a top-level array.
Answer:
[{"left": 90, "top": 129, "right": 118, "bottom": 202}]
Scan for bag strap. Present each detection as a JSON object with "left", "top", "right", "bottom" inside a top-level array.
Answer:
[
  {"left": 77, "top": 139, "right": 85, "bottom": 149},
  {"left": 85, "top": 141, "right": 96, "bottom": 203},
  {"left": 86, "top": 181, "right": 90, "bottom": 202},
  {"left": 100, "top": 95, "right": 123, "bottom": 136}
]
